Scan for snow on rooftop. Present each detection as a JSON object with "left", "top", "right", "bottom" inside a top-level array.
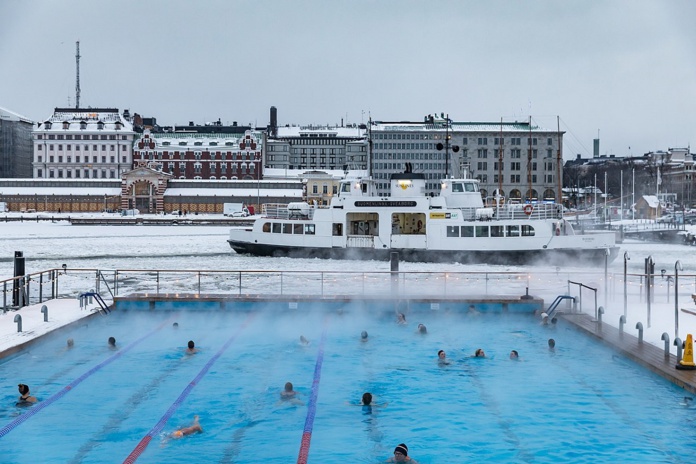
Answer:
[{"left": 642, "top": 195, "right": 660, "bottom": 208}]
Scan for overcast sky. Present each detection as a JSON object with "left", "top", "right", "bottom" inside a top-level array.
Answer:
[{"left": 1, "top": 0, "right": 694, "bottom": 159}]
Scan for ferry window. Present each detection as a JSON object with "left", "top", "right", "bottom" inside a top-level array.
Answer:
[
  {"left": 332, "top": 223, "right": 343, "bottom": 236},
  {"left": 490, "top": 226, "right": 504, "bottom": 237},
  {"left": 506, "top": 225, "right": 520, "bottom": 237},
  {"left": 283, "top": 224, "right": 293, "bottom": 234},
  {"left": 465, "top": 183, "right": 475, "bottom": 192},
  {"left": 521, "top": 225, "right": 535, "bottom": 237},
  {"left": 341, "top": 183, "right": 351, "bottom": 193},
  {"left": 272, "top": 223, "right": 282, "bottom": 233},
  {"left": 293, "top": 224, "right": 303, "bottom": 234},
  {"left": 452, "top": 183, "right": 463, "bottom": 193},
  {"left": 475, "top": 226, "right": 489, "bottom": 237},
  {"left": 446, "top": 226, "right": 459, "bottom": 237},
  {"left": 304, "top": 224, "right": 315, "bottom": 235},
  {"left": 461, "top": 226, "right": 474, "bottom": 237}
]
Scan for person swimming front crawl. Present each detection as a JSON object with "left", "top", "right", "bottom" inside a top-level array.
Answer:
[{"left": 171, "top": 415, "right": 202, "bottom": 438}]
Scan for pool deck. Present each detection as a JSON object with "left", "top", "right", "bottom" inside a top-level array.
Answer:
[
  {"left": 562, "top": 312, "right": 696, "bottom": 395},
  {"left": 0, "top": 298, "right": 110, "bottom": 359}
]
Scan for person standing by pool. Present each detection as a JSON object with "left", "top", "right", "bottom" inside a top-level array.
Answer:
[
  {"left": 386, "top": 443, "right": 418, "bottom": 463},
  {"left": 17, "top": 384, "right": 37, "bottom": 405},
  {"left": 171, "top": 415, "right": 202, "bottom": 438}
]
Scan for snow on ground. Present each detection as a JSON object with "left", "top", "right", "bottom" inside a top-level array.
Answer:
[{"left": 1, "top": 216, "right": 696, "bottom": 355}]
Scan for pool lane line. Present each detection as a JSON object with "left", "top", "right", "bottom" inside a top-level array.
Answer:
[
  {"left": 297, "top": 320, "right": 329, "bottom": 464},
  {"left": 123, "top": 312, "right": 256, "bottom": 464},
  {"left": 0, "top": 317, "right": 174, "bottom": 439}
]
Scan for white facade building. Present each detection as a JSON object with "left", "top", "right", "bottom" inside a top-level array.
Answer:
[{"left": 32, "top": 108, "right": 135, "bottom": 179}]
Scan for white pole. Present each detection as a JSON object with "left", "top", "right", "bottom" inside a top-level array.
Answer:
[
  {"left": 594, "top": 173, "right": 597, "bottom": 218},
  {"left": 604, "top": 171, "right": 608, "bottom": 222},
  {"left": 632, "top": 168, "right": 635, "bottom": 220},
  {"left": 620, "top": 170, "right": 624, "bottom": 219}
]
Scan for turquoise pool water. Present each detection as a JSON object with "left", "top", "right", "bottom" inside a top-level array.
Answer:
[{"left": 1, "top": 301, "right": 694, "bottom": 463}]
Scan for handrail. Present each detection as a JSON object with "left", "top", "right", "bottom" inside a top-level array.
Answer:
[{"left": 568, "top": 280, "right": 598, "bottom": 320}]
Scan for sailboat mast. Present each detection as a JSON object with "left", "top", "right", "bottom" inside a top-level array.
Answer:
[
  {"left": 498, "top": 118, "right": 503, "bottom": 198},
  {"left": 527, "top": 116, "right": 533, "bottom": 201}
]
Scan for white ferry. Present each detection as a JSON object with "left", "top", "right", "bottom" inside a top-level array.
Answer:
[{"left": 228, "top": 168, "right": 619, "bottom": 265}]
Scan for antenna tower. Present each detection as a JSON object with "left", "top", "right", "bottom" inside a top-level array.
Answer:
[{"left": 75, "top": 41, "right": 81, "bottom": 109}]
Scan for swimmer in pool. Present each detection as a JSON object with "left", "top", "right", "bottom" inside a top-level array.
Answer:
[
  {"left": 397, "top": 313, "right": 407, "bottom": 325},
  {"left": 280, "top": 382, "right": 303, "bottom": 405},
  {"left": 385, "top": 443, "right": 418, "bottom": 463},
  {"left": 361, "top": 330, "right": 369, "bottom": 342},
  {"left": 548, "top": 338, "right": 556, "bottom": 351},
  {"left": 509, "top": 350, "right": 519, "bottom": 360},
  {"left": 417, "top": 324, "right": 427, "bottom": 334},
  {"left": 171, "top": 415, "right": 202, "bottom": 438},
  {"left": 66, "top": 338, "right": 74, "bottom": 349},
  {"left": 108, "top": 336, "right": 117, "bottom": 349},
  {"left": 437, "top": 349, "right": 450, "bottom": 365},
  {"left": 17, "top": 384, "right": 37, "bottom": 405},
  {"left": 186, "top": 340, "right": 198, "bottom": 354},
  {"left": 473, "top": 348, "right": 486, "bottom": 358},
  {"left": 300, "top": 335, "right": 310, "bottom": 345}
]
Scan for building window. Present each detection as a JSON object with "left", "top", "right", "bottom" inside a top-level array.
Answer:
[
  {"left": 37, "top": 169, "right": 43, "bottom": 177},
  {"left": 49, "top": 170, "right": 54, "bottom": 178}
]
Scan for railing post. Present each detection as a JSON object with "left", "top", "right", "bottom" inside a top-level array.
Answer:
[
  {"left": 39, "top": 272, "right": 43, "bottom": 304},
  {"left": 636, "top": 322, "right": 644, "bottom": 343},
  {"left": 197, "top": 271, "right": 201, "bottom": 295},
  {"left": 675, "top": 260, "right": 683, "bottom": 340},
  {"left": 623, "top": 251, "right": 629, "bottom": 318},
  {"left": 661, "top": 333, "right": 670, "bottom": 358},
  {"left": 675, "top": 337, "right": 683, "bottom": 363},
  {"left": 321, "top": 271, "right": 324, "bottom": 297},
  {"left": 619, "top": 315, "right": 626, "bottom": 335},
  {"left": 238, "top": 271, "right": 242, "bottom": 296}
]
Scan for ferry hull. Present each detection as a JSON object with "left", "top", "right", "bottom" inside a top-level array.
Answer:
[{"left": 228, "top": 240, "right": 619, "bottom": 266}]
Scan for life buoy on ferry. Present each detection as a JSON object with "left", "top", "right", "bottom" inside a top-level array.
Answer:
[
  {"left": 523, "top": 204, "right": 534, "bottom": 216},
  {"left": 555, "top": 226, "right": 561, "bottom": 236}
]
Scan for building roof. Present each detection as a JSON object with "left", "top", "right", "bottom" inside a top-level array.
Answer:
[
  {"left": 641, "top": 195, "right": 660, "bottom": 208},
  {"left": 0, "top": 106, "right": 33, "bottom": 124},
  {"left": 274, "top": 125, "right": 366, "bottom": 138},
  {"left": 36, "top": 108, "right": 134, "bottom": 133},
  {"left": 370, "top": 120, "right": 559, "bottom": 133}
]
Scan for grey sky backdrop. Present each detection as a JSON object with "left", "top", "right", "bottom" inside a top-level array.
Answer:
[{"left": 1, "top": 0, "right": 694, "bottom": 159}]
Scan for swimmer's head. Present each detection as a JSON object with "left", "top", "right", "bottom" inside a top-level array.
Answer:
[
  {"left": 394, "top": 443, "right": 408, "bottom": 457},
  {"left": 108, "top": 337, "right": 116, "bottom": 346},
  {"left": 284, "top": 382, "right": 293, "bottom": 392},
  {"left": 397, "top": 313, "right": 406, "bottom": 321},
  {"left": 438, "top": 349, "right": 446, "bottom": 358},
  {"left": 548, "top": 338, "right": 556, "bottom": 348},
  {"left": 18, "top": 384, "right": 29, "bottom": 395},
  {"left": 510, "top": 350, "right": 519, "bottom": 359},
  {"left": 475, "top": 348, "right": 485, "bottom": 357},
  {"left": 188, "top": 340, "right": 195, "bottom": 349},
  {"left": 300, "top": 335, "right": 309, "bottom": 344},
  {"left": 172, "top": 430, "right": 183, "bottom": 438},
  {"left": 417, "top": 324, "right": 427, "bottom": 334},
  {"left": 172, "top": 322, "right": 179, "bottom": 328},
  {"left": 361, "top": 330, "right": 368, "bottom": 340},
  {"left": 362, "top": 392, "right": 373, "bottom": 405},
  {"left": 67, "top": 338, "right": 74, "bottom": 347}
]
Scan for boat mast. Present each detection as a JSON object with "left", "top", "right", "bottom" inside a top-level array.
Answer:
[
  {"left": 367, "top": 117, "right": 373, "bottom": 178},
  {"left": 556, "top": 116, "right": 562, "bottom": 204},
  {"left": 527, "top": 115, "right": 533, "bottom": 202},
  {"left": 498, "top": 117, "right": 503, "bottom": 211},
  {"left": 445, "top": 114, "right": 449, "bottom": 178}
]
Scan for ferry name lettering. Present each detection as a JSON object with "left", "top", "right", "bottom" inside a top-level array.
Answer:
[{"left": 354, "top": 201, "right": 418, "bottom": 207}]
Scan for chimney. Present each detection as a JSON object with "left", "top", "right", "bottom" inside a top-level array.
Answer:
[{"left": 270, "top": 106, "right": 278, "bottom": 137}]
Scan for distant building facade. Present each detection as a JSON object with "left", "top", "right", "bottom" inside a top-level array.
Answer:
[
  {"left": 32, "top": 108, "right": 135, "bottom": 179},
  {"left": 265, "top": 125, "right": 368, "bottom": 172},
  {"left": 0, "top": 107, "right": 34, "bottom": 178},
  {"left": 369, "top": 115, "right": 564, "bottom": 202},
  {"left": 132, "top": 129, "right": 263, "bottom": 180}
]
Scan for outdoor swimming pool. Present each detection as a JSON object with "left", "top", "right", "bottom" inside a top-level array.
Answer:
[{"left": 1, "top": 300, "right": 695, "bottom": 463}]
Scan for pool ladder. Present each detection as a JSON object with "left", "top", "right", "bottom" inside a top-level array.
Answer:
[
  {"left": 546, "top": 295, "right": 575, "bottom": 319},
  {"left": 78, "top": 291, "right": 111, "bottom": 315}
]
